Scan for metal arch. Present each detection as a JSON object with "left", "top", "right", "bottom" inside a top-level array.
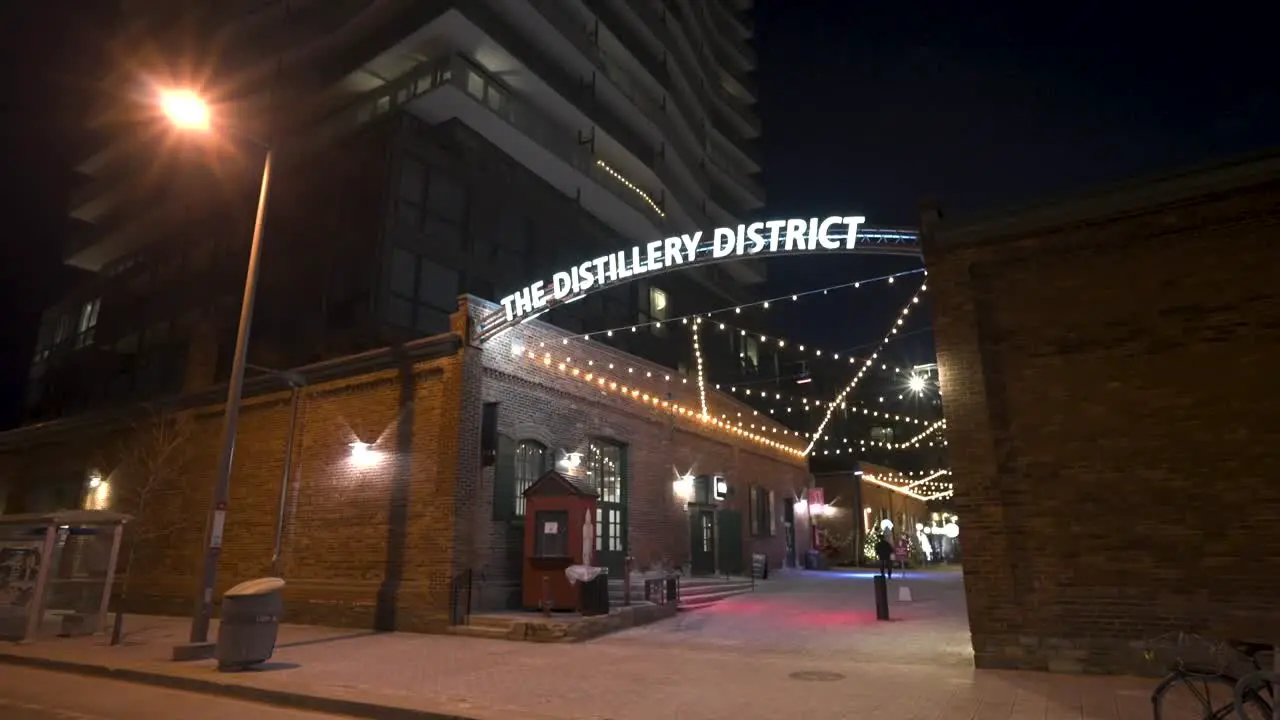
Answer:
[{"left": 474, "top": 227, "right": 921, "bottom": 345}]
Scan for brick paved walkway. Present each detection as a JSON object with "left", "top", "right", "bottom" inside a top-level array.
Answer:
[
  {"left": 0, "top": 571, "right": 1161, "bottom": 719},
  {"left": 604, "top": 567, "right": 974, "bottom": 667}
]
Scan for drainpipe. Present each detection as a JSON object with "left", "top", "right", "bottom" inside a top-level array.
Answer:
[{"left": 271, "top": 377, "right": 305, "bottom": 576}]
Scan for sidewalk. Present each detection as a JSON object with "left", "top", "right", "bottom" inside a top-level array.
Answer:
[{"left": 0, "top": 612, "right": 1159, "bottom": 719}]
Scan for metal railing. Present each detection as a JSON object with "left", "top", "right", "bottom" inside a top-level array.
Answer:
[{"left": 643, "top": 575, "right": 680, "bottom": 605}]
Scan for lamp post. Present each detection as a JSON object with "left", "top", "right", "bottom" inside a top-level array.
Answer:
[{"left": 160, "top": 90, "right": 275, "bottom": 656}]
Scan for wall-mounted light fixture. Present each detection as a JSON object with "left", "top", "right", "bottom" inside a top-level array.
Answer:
[
  {"left": 673, "top": 471, "right": 695, "bottom": 501},
  {"left": 350, "top": 441, "right": 379, "bottom": 468},
  {"left": 559, "top": 451, "right": 583, "bottom": 471},
  {"left": 88, "top": 472, "right": 103, "bottom": 489}
]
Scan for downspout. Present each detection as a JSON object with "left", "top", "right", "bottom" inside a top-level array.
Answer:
[{"left": 271, "top": 382, "right": 304, "bottom": 576}]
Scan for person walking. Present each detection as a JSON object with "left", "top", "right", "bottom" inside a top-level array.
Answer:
[{"left": 875, "top": 534, "right": 895, "bottom": 579}]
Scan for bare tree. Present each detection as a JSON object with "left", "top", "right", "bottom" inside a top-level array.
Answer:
[{"left": 109, "top": 410, "right": 195, "bottom": 645}]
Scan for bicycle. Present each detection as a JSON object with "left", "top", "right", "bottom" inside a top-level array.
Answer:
[{"left": 1147, "top": 634, "right": 1274, "bottom": 719}]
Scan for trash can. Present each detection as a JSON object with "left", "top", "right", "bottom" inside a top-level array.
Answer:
[
  {"left": 579, "top": 569, "right": 610, "bottom": 617},
  {"left": 215, "top": 577, "right": 285, "bottom": 671}
]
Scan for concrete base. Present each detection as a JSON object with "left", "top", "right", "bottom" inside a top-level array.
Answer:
[{"left": 170, "top": 641, "right": 215, "bottom": 662}]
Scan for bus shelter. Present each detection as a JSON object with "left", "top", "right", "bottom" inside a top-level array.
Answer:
[{"left": 0, "top": 510, "right": 129, "bottom": 642}]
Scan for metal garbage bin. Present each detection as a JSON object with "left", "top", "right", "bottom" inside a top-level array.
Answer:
[
  {"left": 215, "top": 577, "right": 285, "bottom": 671},
  {"left": 579, "top": 569, "right": 610, "bottom": 617}
]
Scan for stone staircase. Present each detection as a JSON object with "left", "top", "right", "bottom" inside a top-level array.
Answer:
[{"left": 608, "top": 574, "right": 755, "bottom": 611}]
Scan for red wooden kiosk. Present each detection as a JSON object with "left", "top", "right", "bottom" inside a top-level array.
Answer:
[{"left": 521, "top": 470, "right": 598, "bottom": 612}]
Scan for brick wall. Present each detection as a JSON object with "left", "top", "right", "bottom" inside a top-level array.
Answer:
[
  {"left": 0, "top": 339, "right": 468, "bottom": 633},
  {"left": 466, "top": 297, "right": 812, "bottom": 610},
  {"left": 924, "top": 162, "right": 1280, "bottom": 674}
]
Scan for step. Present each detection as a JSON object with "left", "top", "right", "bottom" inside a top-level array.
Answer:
[
  {"left": 467, "top": 614, "right": 520, "bottom": 630},
  {"left": 677, "top": 586, "right": 753, "bottom": 609},
  {"left": 680, "top": 581, "right": 754, "bottom": 600},
  {"left": 447, "top": 624, "right": 513, "bottom": 640}
]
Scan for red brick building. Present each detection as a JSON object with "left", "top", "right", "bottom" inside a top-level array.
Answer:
[
  {"left": 925, "top": 152, "right": 1280, "bottom": 673},
  {"left": 0, "top": 298, "right": 813, "bottom": 629}
]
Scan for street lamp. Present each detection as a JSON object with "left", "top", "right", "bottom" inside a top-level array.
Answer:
[{"left": 161, "top": 89, "right": 275, "bottom": 658}]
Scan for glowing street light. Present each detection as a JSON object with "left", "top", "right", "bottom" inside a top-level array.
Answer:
[
  {"left": 159, "top": 89, "right": 211, "bottom": 131},
  {"left": 908, "top": 375, "right": 926, "bottom": 393},
  {"left": 161, "top": 88, "right": 277, "bottom": 658}
]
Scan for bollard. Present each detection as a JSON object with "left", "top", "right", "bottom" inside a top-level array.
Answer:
[
  {"left": 873, "top": 574, "right": 890, "bottom": 621},
  {"left": 624, "top": 556, "right": 633, "bottom": 607},
  {"left": 541, "top": 575, "right": 552, "bottom": 617}
]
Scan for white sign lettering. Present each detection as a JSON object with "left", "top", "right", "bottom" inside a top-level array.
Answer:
[{"left": 497, "top": 216, "right": 866, "bottom": 322}]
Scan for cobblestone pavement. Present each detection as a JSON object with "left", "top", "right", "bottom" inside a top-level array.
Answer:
[
  {"left": 602, "top": 567, "right": 974, "bottom": 667},
  {"left": 0, "top": 665, "right": 346, "bottom": 720},
  {"left": 0, "top": 570, "right": 1162, "bottom": 719}
]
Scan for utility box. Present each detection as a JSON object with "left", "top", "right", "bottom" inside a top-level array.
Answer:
[
  {"left": 215, "top": 577, "right": 285, "bottom": 671},
  {"left": 522, "top": 470, "right": 598, "bottom": 612}
]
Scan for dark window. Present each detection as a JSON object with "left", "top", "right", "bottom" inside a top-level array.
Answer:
[
  {"left": 514, "top": 441, "right": 546, "bottom": 517},
  {"left": 396, "top": 157, "right": 426, "bottom": 229},
  {"left": 426, "top": 170, "right": 466, "bottom": 226},
  {"left": 749, "top": 485, "right": 775, "bottom": 536},
  {"left": 386, "top": 246, "right": 459, "bottom": 335},
  {"left": 533, "top": 510, "right": 570, "bottom": 557}
]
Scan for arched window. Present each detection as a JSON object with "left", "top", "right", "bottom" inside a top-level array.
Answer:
[{"left": 513, "top": 440, "right": 546, "bottom": 517}]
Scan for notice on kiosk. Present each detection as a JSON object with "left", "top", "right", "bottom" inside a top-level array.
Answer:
[{"left": 543, "top": 521, "right": 559, "bottom": 534}]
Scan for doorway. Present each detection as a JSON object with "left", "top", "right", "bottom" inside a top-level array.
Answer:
[
  {"left": 690, "top": 508, "right": 716, "bottom": 575},
  {"left": 717, "top": 509, "right": 744, "bottom": 575}
]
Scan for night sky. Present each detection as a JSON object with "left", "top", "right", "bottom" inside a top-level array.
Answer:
[{"left": 2, "top": 2, "right": 1277, "bottom": 429}]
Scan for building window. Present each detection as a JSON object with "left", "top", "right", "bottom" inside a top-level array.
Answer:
[
  {"left": 644, "top": 285, "right": 669, "bottom": 337},
  {"left": 533, "top": 510, "right": 569, "bottom": 557},
  {"left": 588, "top": 440, "right": 624, "bottom": 554},
  {"left": 870, "top": 426, "right": 894, "bottom": 443},
  {"left": 749, "top": 485, "right": 775, "bottom": 537},
  {"left": 426, "top": 170, "right": 466, "bottom": 226},
  {"left": 396, "top": 157, "right": 426, "bottom": 229},
  {"left": 75, "top": 299, "right": 101, "bottom": 348},
  {"left": 513, "top": 440, "right": 546, "bottom": 517},
  {"left": 740, "top": 335, "right": 759, "bottom": 374},
  {"left": 386, "top": 246, "right": 459, "bottom": 335},
  {"left": 588, "top": 442, "right": 623, "bottom": 505}
]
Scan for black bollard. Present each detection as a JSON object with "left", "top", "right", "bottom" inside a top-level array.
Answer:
[{"left": 873, "top": 574, "right": 890, "bottom": 621}]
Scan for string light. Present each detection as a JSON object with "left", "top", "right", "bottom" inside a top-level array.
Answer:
[
  {"left": 803, "top": 276, "right": 928, "bottom": 456},
  {"left": 812, "top": 422, "right": 947, "bottom": 451},
  {"left": 691, "top": 318, "right": 709, "bottom": 418},
  {"left": 595, "top": 159, "right": 665, "bottom": 218},
  {"left": 573, "top": 269, "right": 923, "bottom": 343},
  {"left": 717, "top": 383, "right": 935, "bottom": 425},
  {"left": 859, "top": 471, "right": 954, "bottom": 501},
  {"left": 519, "top": 350, "right": 806, "bottom": 456}
]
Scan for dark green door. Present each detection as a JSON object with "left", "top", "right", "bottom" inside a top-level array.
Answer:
[
  {"left": 718, "top": 510, "right": 744, "bottom": 576},
  {"left": 690, "top": 509, "right": 716, "bottom": 575}
]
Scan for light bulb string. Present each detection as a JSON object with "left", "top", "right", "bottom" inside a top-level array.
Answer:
[
  {"left": 518, "top": 349, "right": 806, "bottom": 456},
  {"left": 520, "top": 348, "right": 807, "bottom": 439},
  {"left": 571, "top": 267, "right": 925, "bottom": 342},
  {"left": 691, "top": 318, "right": 710, "bottom": 418},
  {"left": 802, "top": 275, "right": 929, "bottom": 457},
  {"left": 719, "top": 383, "right": 937, "bottom": 425},
  {"left": 813, "top": 419, "right": 947, "bottom": 449}
]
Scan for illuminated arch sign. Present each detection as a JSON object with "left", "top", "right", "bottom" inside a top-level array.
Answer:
[{"left": 476, "top": 217, "right": 920, "bottom": 343}]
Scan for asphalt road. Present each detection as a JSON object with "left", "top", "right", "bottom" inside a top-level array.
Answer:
[{"left": 0, "top": 665, "right": 350, "bottom": 720}]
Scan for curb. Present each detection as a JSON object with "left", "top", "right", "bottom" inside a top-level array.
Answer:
[{"left": 0, "top": 653, "right": 478, "bottom": 720}]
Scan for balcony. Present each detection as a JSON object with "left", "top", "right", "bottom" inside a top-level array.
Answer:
[
  {"left": 711, "top": 0, "right": 753, "bottom": 38},
  {"left": 704, "top": 1, "right": 756, "bottom": 69}
]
